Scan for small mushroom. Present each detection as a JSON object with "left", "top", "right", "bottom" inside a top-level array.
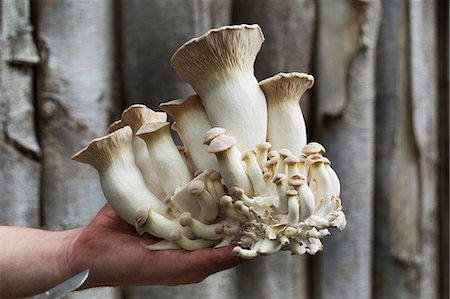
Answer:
[
  {"left": 208, "top": 134, "right": 254, "bottom": 195},
  {"left": 306, "top": 154, "right": 332, "bottom": 208},
  {"left": 109, "top": 105, "right": 167, "bottom": 199},
  {"left": 188, "top": 180, "right": 219, "bottom": 223},
  {"left": 260, "top": 72, "right": 314, "bottom": 153},
  {"left": 160, "top": 95, "right": 217, "bottom": 171},
  {"left": 242, "top": 149, "right": 266, "bottom": 195},
  {"left": 179, "top": 212, "right": 223, "bottom": 240},
  {"left": 137, "top": 122, "right": 193, "bottom": 196}
]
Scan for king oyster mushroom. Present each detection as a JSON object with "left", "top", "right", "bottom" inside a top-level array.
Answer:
[{"left": 72, "top": 24, "right": 346, "bottom": 259}]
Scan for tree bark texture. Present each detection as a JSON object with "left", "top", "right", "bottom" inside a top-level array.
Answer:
[
  {"left": 374, "top": 1, "right": 440, "bottom": 298},
  {"left": 0, "top": 0, "right": 40, "bottom": 227},
  {"left": 34, "top": 1, "right": 118, "bottom": 297},
  {"left": 313, "top": 1, "right": 380, "bottom": 298},
  {"left": 34, "top": 0, "right": 116, "bottom": 229},
  {"left": 437, "top": 1, "right": 449, "bottom": 298}
]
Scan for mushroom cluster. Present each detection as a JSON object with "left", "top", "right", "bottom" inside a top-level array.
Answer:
[{"left": 72, "top": 24, "right": 346, "bottom": 258}]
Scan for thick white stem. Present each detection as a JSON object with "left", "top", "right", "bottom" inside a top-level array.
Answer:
[
  {"left": 137, "top": 122, "right": 193, "bottom": 196},
  {"left": 160, "top": 96, "right": 217, "bottom": 171}
]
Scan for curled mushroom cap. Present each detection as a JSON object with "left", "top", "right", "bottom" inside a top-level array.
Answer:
[
  {"left": 72, "top": 126, "right": 167, "bottom": 224},
  {"left": 171, "top": 24, "right": 267, "bottom": 151},
  {"left": 260, "top": 72, "right": 314, "bottom": 154},
  {"left": 121, "top": 104, "right": 167, "bottom": 133}
]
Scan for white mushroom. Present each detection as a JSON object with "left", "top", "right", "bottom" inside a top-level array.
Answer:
[
  {"left": 208, "top": 134, "right": 254, "bottom": 195},
  {"left": 137, "top": 122, "right": 193, "bottom": 196},
  {"left": 241, "top": 149, "right": 266, "bottom": 195},
  {"left": 160, "top": 95, "right": 217, "bottom": 171},
  {"left": 171, "top": 24, "right": 267, "bottom": 151},
  {"left": 109, "top": 105, "right": 167, "bottom": 199},
  {"left": 72, "top": 126, "right": 167, "bottom": 224},
  {"left": 260, "top": 72, "right": 314, "bottom": 153},
  {"left": 306, "top": 154, "right": 332, "bottom": 209}
]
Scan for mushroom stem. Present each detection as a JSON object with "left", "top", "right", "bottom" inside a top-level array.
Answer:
[
  {"left": 219, "top": 195, "right": 248, "bottom": 223},
  {"left": 137, "top": 122, "right": 193, "bottom": 196},
  {"left": 260, "top": 72, "right": 314, "bottom": 153},
  {"left": 255, "top": 142, "right": 271, "bottom": 170},
  {"left": 273, "top": 173, "right": 288, "bottom": 214},
  {"left": 188, "top": 180, "right": 219, "bottom": 223},
  {"left": 72, "top": 126, "right": 167, "bottom": 224},
  {"left": 179, "top": 212, "right": 223, "bottom": 240},
  {"left": 242, "top": 149, "right": 266, "bottom": 195},
  {"left": 160, "top": 95, "right": 217, "bottom": 171},
  {"left": 208, "top": 134, "right": 253, "bottom": 195},
  {"left": 287, "top": 189, "right": 300, "bottom": 226},
  {"left": 171, "top": 24, "right": 267, "bottom": 151},
  {"left": 306, "top": 154, "right": 332, "bottom": 207},
  {"left": 109, "top": 105, "right": 167, "bottom": 199}
]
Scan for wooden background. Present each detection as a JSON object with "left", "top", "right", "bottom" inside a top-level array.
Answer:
[{"left": 0, "top": 0, "right": 448, "bottom": 298}]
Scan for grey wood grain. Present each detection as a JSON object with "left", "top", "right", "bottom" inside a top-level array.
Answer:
[
  {"left": 314, "top": 1, "right": 381, "bottom": 298},
  {"left": 34, "top": 1, "right": 118, "bottom": 297},
  {"left": 0, "top": 0, "right": 40, "bottom": 227}
]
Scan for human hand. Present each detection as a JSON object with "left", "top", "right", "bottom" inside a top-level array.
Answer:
[{"left": 69, "top": 204, "right": 243, "bottom": 288}]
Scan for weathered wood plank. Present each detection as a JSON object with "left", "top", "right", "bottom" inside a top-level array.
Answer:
[
  {"left": 34, "top": 0, "right": 118, "bottom": 297},
  {"left": 0, "top": 0, "right": 40, "bottom": 227},
  {"left": 118, "top": 1, "right": 235, "bottom": 298},
  {"left": 35, "top": 0, "right": 116, "bottom": 229},
  {"left": 314, "top": 1, "right": 380, "bottom": 298},
  {"left": 373, "top": 1, "right": 439, "bottom": 298},
  {"left": 409, "top": 2, "right": 439, "bottom": 298},
  {"left": 437, "top": 1, "right": 449, "bottom": 297},
  {"left": 231, "top": 1, "right": 315, "bottom": 298}
]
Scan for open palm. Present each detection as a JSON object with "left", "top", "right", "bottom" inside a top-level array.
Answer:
[{"left": 70, "top": 204, "right": 242, "bottom": 288}]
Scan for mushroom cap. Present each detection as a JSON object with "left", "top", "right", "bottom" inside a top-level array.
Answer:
[
  {"left": 302, "top": 142, "right": 326, "bottom": 155},
  {"left": 171, "top": 24, "right": 265, "bottom": 84},
  {"left": 136, "top": 121, "right": 170, "bottom": 137},
  {"left": 273, "top": 173, "right": 287, "bottom": 184},
  {"left": 284, "top": 155, "right": 300, "bottom": 164},
  {"left": 72, "top": 126, "right": 133, "bottom": 169},
  {"left": 207, "top": 134, "right": 237, "bottom": 153},
  {"left": 260, "top": 72, "right": 314, "bottom": 103},
  {"left": 256, "top": 142, "right": 272, "bottom": 150},
  {"left": 204, "top": 127, "right": 226, "bottom": 145},
  {"left": 122, "top": 104, "right": 167, "bottom": 133},
  {"left": 108, "top": 119, "right": 126, "bottom": 133},
  {"left": 286, "top": 188, "right": 299, "bottom": 196},
  {"left": 241, "top": 149, "right": 257, "bottom": 160},
  {"left": 160, "top": 95, "right": 202, "bottom": 117},
  {"left": 278, "top": 149, "right": 292, "bottom": 157},
  {"left": 305, "top": 154, "right": 327, "bottom": 165}
]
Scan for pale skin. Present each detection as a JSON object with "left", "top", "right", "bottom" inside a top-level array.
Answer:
[{"left": 0, "top": 204, "right": 242, "bottom": 298}]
